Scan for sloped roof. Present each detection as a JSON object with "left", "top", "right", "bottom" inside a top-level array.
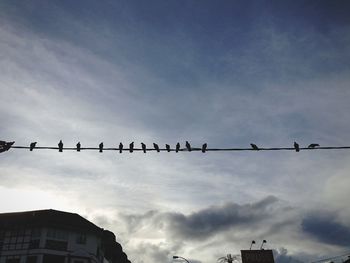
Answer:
[{"left": 0, "top": 209, "right": 102, "bottom": 233}]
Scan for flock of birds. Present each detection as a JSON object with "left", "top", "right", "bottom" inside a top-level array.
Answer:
[
  {"left": 0, "top": 140, "right": 321, "bottom": 153},
  {"left": 28, "top": 140, "right": 207, "bottom": 153}
]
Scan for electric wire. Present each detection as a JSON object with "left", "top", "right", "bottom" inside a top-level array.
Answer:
[{"left": 4, "top": 142, "right": 350, "bottom": 152}]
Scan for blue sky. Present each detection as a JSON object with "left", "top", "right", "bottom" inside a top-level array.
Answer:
[{"left": 1, "top": 1, "right": 350, "bottom": 263}]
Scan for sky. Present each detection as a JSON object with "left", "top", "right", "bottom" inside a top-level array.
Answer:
[{"left": 1, "top": 1, "right": 350, "bottom": 262}]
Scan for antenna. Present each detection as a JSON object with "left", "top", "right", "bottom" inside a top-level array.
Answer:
[{"left": 250, "top": 240, "right": 255, "bottom": 250}]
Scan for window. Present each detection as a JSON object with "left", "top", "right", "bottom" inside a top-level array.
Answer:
[
  {"left": 29, "top": 239, "right": 40, "bottom": 249},
  {"left": 96, "top": 246, "right": 100, "bottom": 257},
  {"left": 46, "top": 228, "right": 68, "bottom": 241},
  {"left": 31, "top": 228, "right": 41, "bottom": 239},
  {"left": 43, "top": 254, "right": 65, "bottom": 263},
  {"left": 6, "top": 258, "right": 20, "bottom": 263},
  {"left": 76, "top": 233, "right": 86, "bottom": 244},
  {"left": 45, "top": 240, "right": 68, "bottom": 251},
  {"left": 29, "top": 228, "right": 41, "bottom": 249},
  {"left": 26, "top": 256, "right": 38, "bottom": 263},
  {"left": 2, "top": 226, "right": 31, "bottom": 251}
]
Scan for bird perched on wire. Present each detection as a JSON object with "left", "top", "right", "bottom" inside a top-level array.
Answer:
[
  {"left": 175, "top": 143, "right": 180, "bottom": 153},
  {"left": 165, "top": 144, "right": 171, "bottom": 152},
  {"left": 58, "top": 140, "right": 63, "bottom": 152},
  {"left": 202, "top": 143, "right": 207, "bottom": 153},
  {"left": 119, "top": 143, "right": 123, "bottom": 153},
  {"left": 0, "top": 141, "right": 15, "bottom": 153},
  {"left": 153, "top": 143, "right": 160, "bottom": 152},
  {"left": 141, "top": 143, "right": 146, "bottom": 153},
  {"left": 186, "top": 141, "right": 192, "bottom": 152},
  {"left": 30, "top": 142, "right": 37, "bottom": 151},
  {"left": 76, "top": 142, "right": 81, "bottom": 152},
  {"left": 250, "top": 143, "right": 259, "bottom": 150},
  {"left": 129, "top": 142, "right": 134, "bottom": 153},
  {"left": 99, "top": 142, "right": 104, "bottom": 153},
  {"left": 308, "top": 143, "right": 320, "bottom": 148},
  {"left": 294, "top": 142, "right": 300, "bottom": 152}
]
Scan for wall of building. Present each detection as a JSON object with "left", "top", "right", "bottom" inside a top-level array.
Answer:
[
  {"left": 0, "top": 210, "right": 128, "bottom": 263},
  {"left": 0, "top": 226, "right": 107, "bottom": 263}
]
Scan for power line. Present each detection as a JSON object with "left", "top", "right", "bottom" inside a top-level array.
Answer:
[
  {"left": 2, "top": 140, "right": 350, "bottom": 153},
  {"left": 310, "top": 251, "right": 350, "bottom": 263}
]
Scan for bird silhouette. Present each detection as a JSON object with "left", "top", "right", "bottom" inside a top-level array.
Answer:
[
  {"left": 76, "top": 142, "right": 81, "bottom": 152},
  {"left": 165, "top": 144, "right": 171, "bottom": 152},
  {"left": 6, "top": 141, "right": 14, "bottom": 151},
  {"left": 294, "top": 142, "right": 300, "bottom": 152},
  {"left": 119, "top": 143, "right": 123, "bottom": 153},
  {"left": 202, "top": 143, "right": 207, "bottom": 153},
  {"left": 0, "top": 141, "right": 14, "bottom": 153},
  {"left": 186, "top": 141, "right": 192, "bottom": 152},
  {"left": 141, "top": 143, "right": 146, "bottom": 153},
  {"left": 250, "top": 143, "right": 259, "bottom": 150},
  {"left": 175, "top": 143, "right": 180, "bottom": 153},
  {"left": 308, "top": 143, "right": 320, "bottom": 148},
  {"left": 30, "top": 142, "right": 37, "bottom": 151},
  {"left": 99, "top": 142, "right": 103, "bottom": 153},
  {"left": 129, "top": 142, "right": 134, "bottom": 153},
  {"left": 153, "top": 143, "right": 160, "bottom": 152},
  {"left": 58, "top": 140, "right": 63, "bottom": 152}
]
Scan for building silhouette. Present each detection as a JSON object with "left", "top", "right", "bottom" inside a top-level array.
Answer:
[{"left": 0, "top": 209, "right": 131, "bottom": 263}]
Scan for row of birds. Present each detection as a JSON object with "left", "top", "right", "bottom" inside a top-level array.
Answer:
[
  {"left": 29, "top": 141, "right": 207, "bottom": 153},
  {"left": 293, "top": 142, "right": 319, "bottom": 152},
  {"left": 251, "top": 142, "right": 320, "bottom": 152},
  {"left": 27, "top": 141, "right": 320, "bottom": 152}
]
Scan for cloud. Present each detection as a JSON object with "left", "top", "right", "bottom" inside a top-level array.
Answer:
[
  {"left": 273, "top": 248, "right": 304, "bottom": 263},
  {"left": 163, "top": 196, "right": 281, "bottom": 240},
  {"left": 120, "top": 197, "right": 343, "bottom": 263},
  {"left": 121, "top": 196, "right": 293, "bottom": 242},
  {"left": 302, "top": 211, "right": 350, "bottom": 247},
  {"left": 129, "top": 242, "right": 173, "bottom": 263}
]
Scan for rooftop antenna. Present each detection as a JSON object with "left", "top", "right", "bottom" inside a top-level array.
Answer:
[
  {"left": 260, "top": 240, "right": 267, "bottom": 250},
  {"left": 250, "top": 240, "right": 256, "bottom": 250}
]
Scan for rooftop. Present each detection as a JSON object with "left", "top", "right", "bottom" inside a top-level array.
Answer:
[{"left": 0, "top": 209, "right": 102, "bottom": 233}]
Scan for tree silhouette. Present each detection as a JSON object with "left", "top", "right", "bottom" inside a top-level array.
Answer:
[{"left": 217, "top": 254, "right": 240, "bottom": 263}]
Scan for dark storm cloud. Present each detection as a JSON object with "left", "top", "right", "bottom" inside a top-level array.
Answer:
[
  {"left": 164, "top": 195, "right": 280, "bottom": 239},
  {"left": 302, "top": 212, "right": 350, "bottom": 246},
  {"left": 123, "top": 196, "right": 284, "bottom": 240}
]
